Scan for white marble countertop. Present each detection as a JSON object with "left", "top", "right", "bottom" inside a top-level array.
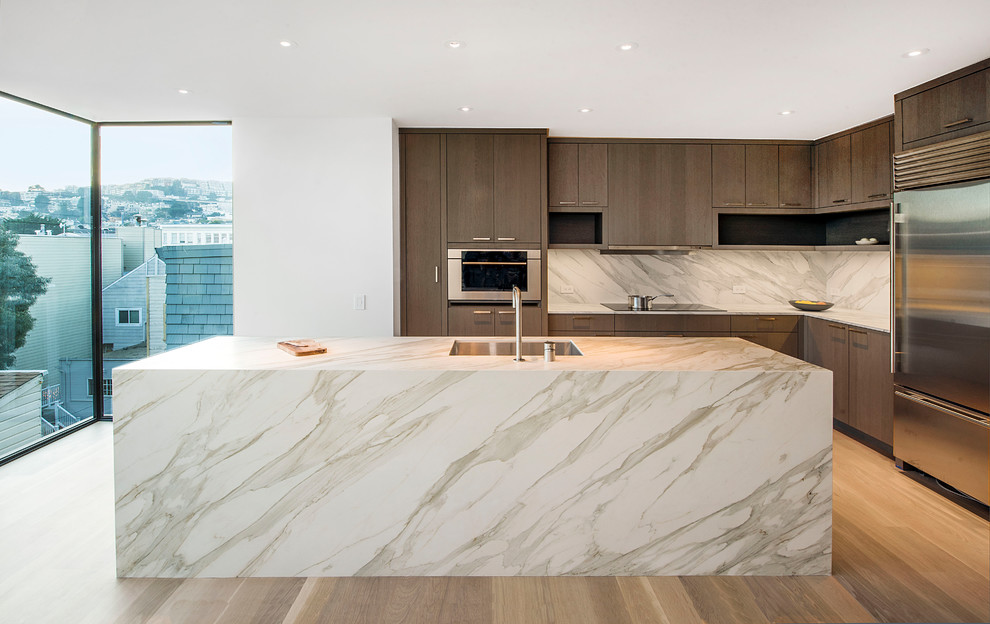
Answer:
[
  {"left": 548, "top": 302, "right": 890, "bottom": 332},
  {"left": 116, "top": 335, "right": 820, "bottom": 373}
]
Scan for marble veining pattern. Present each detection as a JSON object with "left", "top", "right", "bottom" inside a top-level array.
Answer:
[
  {"left": 548, "top": 249, "right": 889, "bottom": 316},
  {"left": 114, "top": 337, "right": 831, "bottom": 578}
]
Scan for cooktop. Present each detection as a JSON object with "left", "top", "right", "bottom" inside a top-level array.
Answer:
[{"left": 601, "top": 303, "right": 725, "bottom": 312}]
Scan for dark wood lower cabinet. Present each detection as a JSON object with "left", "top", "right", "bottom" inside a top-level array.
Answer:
[
  {"left": 804, "top": 317, "right": 893, "bottom": 449},
  {"left": 848, "top": 327, "right": 894, "bottom": 445},
  {"left": 449, "top": 305, "right": 542, "bottom": 337},
  {"left": 732, "top": 331, "right": 801, "bottom": 358}
]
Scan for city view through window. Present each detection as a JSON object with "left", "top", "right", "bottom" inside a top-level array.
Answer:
[{"left": 0, "top": 94, "right": 232, "bottom": 461}]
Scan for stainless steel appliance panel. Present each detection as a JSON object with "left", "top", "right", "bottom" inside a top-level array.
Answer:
[
  {"left": 894, "top": 388, "right": 990, "bottom": 505},
  {"left": 447, "top": 249, "right": 541, "bottom": 302},
  {"left": 893, "top": 180, "right": 990, "bottom": 413}
]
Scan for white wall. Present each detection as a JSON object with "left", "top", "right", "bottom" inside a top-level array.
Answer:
[{"left": 232, "top": 118, "right": 397, "bottom": 337}]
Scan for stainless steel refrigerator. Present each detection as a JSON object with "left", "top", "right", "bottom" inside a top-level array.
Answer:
[{"left": 892, "top": 137, "right": 990, "bottom": 506}]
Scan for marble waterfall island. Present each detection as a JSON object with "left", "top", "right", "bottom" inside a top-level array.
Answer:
[{"left": 112, "top": 336, "right": 832, "bottom": 578}]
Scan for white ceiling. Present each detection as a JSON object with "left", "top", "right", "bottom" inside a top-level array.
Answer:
[{"left": 2, "top": 0, "right": 989, "bottom": 140}]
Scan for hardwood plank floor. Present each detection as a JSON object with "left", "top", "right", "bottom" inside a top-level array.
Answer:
[{"left": 0, "top": 422, "right": 986, "bottom": 624}]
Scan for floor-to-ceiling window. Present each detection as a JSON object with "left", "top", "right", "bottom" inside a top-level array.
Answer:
[
  {"left": 98, "top": 124, "right": 232, "bottom": 415},
  {"left": 0, "top": 95, "right": 95, "bottom": 461}
]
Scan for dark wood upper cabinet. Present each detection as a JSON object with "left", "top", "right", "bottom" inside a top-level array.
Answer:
[
  {"left": 578, "top": 143, "right": 608, "bottom": 206},
  {"left": 661, "top": 144, "right": 712, "bottom": 246},
  {"left": 548, "top": 143, "right": 608, "bottom": 207},
  {"left": 816, "top": 135, "right": 851, "bottom": 208},
  {"left": 494, "top": 134, "right": 542, "bottom": 243},
  {"left": 608, "top": 143, "right": 662, "bottom": 246},
  {"left": 850, "top": 121, "right": 893, "bottom": 204},
  {"left": 899, "top": 65, "right": 990, "bottom": 148},
  {"left": 608, "top": 143, "right": 710, "bottom": 246},
  {"left": 712, "top": 144, "right": 746, "bottom": 207},
  {"left": 446, "top": 133, "right": 494, "bottom": 243},
  {"left": 744, "top": 144, "right": 779, "bottom": 207},
  {"left": 401, "top": 133, "right": 444, "bottom": 336},
  {"left": 548, "top": 143, "right": 578, "bottom": 207},
  {"left": 447, "top": 133, "right": 541, "bottom": 244},
  {"left": 778, "top": 144, "right": 812, "bottom": 207}
]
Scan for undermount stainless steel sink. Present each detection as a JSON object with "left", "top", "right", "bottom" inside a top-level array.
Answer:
[{"left": 449, "top": 340, "right": 584, "bottom": 356}]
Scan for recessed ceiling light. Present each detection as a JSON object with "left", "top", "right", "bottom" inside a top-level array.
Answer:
[
  {"left": 903, "top": 48, "right": 929, "bottom": 58},
  {"left": 458, "top": 106, "right": 472, "bottom": 112},
  {"left": 177, "top": 89, "right": 190, "bottom": 95},
  {"left": 579, "top": 107, "right": 593, "bottom": 113},
  {"left": 778, "top": 110, "right": 795, "bottom": 116},
  {"left": 617, "top": 42, "right": 638, "bottom": 51},
  {"left": 447, "top": 41, "right": 464, "bottom": 49}
]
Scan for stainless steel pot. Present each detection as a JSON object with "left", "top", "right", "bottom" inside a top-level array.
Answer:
[{"left": 627, "top": 295, "right": 658, "bottom": 310}]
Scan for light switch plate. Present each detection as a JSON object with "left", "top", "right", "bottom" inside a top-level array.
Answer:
[
  {"left": 560, "top": 284, "right": 575, "bottom": 294},
  {"left": 732, "top": 285, "right": 746, "bottom": 294},
  {"left": 353, "top": 294, "right": 366, "bottom": 310}
]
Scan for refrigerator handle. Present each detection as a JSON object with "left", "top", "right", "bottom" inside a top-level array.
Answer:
[{"left": 890, "top": 200, "right": 897, "bottom": 374}]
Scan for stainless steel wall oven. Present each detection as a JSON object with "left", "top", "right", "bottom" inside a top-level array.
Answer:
[{"left": 447, "top": 249, "right": 541, "bottom": 302}]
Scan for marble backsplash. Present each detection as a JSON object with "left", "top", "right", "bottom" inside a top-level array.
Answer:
[{"left": 548, "top": 249, "right": 890, "bottom": 315}]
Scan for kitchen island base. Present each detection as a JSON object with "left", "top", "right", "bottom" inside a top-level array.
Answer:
[{"left": 113, "top": 336, "right": 831, "bottom": 577}]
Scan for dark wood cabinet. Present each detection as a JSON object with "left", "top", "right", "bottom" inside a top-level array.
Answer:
[
  {"left": 549, "top": 143, "right": 608, "bottom": 208},
  {"left": 446, "top": 133, "right": 541, "bottom": 244},
  {"left": 548, "top": 313, "right": 614, "bottom": 335},
  {"left": 848, "top": 327, "right": 893, "bottom": 445},
  {"left": 400, "top": 133, "right": 445, "bottom": 336},
  {"left": 850, "top": 121, "right": 893, "bottom": 204},
  {"left": 712, "top": 144, "right": 746, "bottom": 207},
  {"left": 446, "top": 133, "right": 494, "bottom": 243},
  {"left": 608, "top": 143, "right": 662, "bottom": 246},
  {"left": 804, "top": 318, "right": 893, "bottom": 447},
  {"left": 731, "top": 315, "right": 801, "bottom": 358},
  {"left": 816, "top": 135, "right": 852, "bottom": 208},
  {"left": 778, "top": 145, "right": 812, "bottom": 208},
  {"left": 614, "top": 314, "right": 730, "bottom": 334},
  {"left": 494, "top": 134, "right": 542, "bottom": 243},
  {"left": 899, "top": 65, "right": 990, "bottom": 149},
  {"left": 804, "top": 317, "right": 850, "bottom": 424},
  {"left": 494, "top": 306, "right": 543, "bottom": 337},
  {"left": 448, "top": 305, "right": 496, "bottom": 336},
  {"left": 449, "top": 305, "right": 541, "bottom": 337},
  {"left": 744, "top": 144, "right": 779, "bottom": 208},
  {"left": 608, "top": 143, "right": 712, "bottom": 247}
]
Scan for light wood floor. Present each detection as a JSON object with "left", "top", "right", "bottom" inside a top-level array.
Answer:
[{"left": 0, "top": 422, "right": 986, "bottom": 624}]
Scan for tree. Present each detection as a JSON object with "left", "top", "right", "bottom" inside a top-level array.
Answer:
[
  {"left": 33, "top": 193, "right": 51, "bottom": 211},
  {"left": 0, "top": 191, "right": 24, "bottom": 206},
  {"left": 4, "top": 213, "right": 65, "bottom": 235},
  {"left": 0, "top": 225, "right": 51, "bottom": 369},
  {"left": 160, "top": 200, "right": 195, "bottom": 220}
]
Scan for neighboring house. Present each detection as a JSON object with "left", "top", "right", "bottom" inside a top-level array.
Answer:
[
  {"left": 101, "top": 255, "right": 166, "bottom": 352},
  {"left": 60, "top": 358, "right": 123, "bottom": 417},
  {"left": 116, "top": 225, "right": 162, "bottom": 273},
  {"left": 159, "top": 223, "right": 232, "bottom": 246},
  {"left": 0, "top": 371, "right": 44, "bottom": 457},
  {"left": 158, "top": 244, "right": 233, "bottom": 348}
]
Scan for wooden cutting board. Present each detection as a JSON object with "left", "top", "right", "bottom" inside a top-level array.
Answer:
[{"left": 277, "top": 339, "right": 327, "bottom": 356}]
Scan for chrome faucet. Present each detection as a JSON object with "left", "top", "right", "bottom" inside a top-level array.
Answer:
[{"left": 512, "top": 285, "right": 524, "bottom": 361}]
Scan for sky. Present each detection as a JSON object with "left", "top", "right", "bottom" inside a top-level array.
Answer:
[{"left": 0, "top": 96, "right": 232, "bottom": 192}]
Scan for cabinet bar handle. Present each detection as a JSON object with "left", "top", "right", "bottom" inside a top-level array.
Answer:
[
  {"left": 723, "top": 202, "right": 745, "bottom": 207},
  {"left": 828, "top": 324, "right": 845, "bottom": 330},
  {"left": 497, "top": 237, "right": 516, "bottom": 241},
  {"left": 434, "top": 266, "right": 438, "bottom": 283},
  {"left": 472, "top": 237, "right": 492, "bottom": 241},
  {"left": 832, "top": 199, "right": 847, "bottom": 203},
  {"left": 747, "top": 202, "right": 768, "bottom": 206},
  {"left": 473, "top": 310, "right": 492, "bottom": 315},
  {"left": 868, "top": 193, "right": 888, "bottom": 199},
  {"left": 756, "top": 317, "right": 776, "bottom": 321},
  {"left": 558, "top": 201, "right": 577, "bottom": 205},
  {"left": 572, "top": 316, "right": 592, "bottom": 320},
  {"left": 944, "top": 118, "right": 973, "bottom": 128},
  {"left": 581, "top": 201, "right": 599, "bottom": 205},
  {"left": 497, "top": 310, "right": 515, "bottom": 315},
  {"left": 780, "top": 202, "right": 802, "bottom": 207}
]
